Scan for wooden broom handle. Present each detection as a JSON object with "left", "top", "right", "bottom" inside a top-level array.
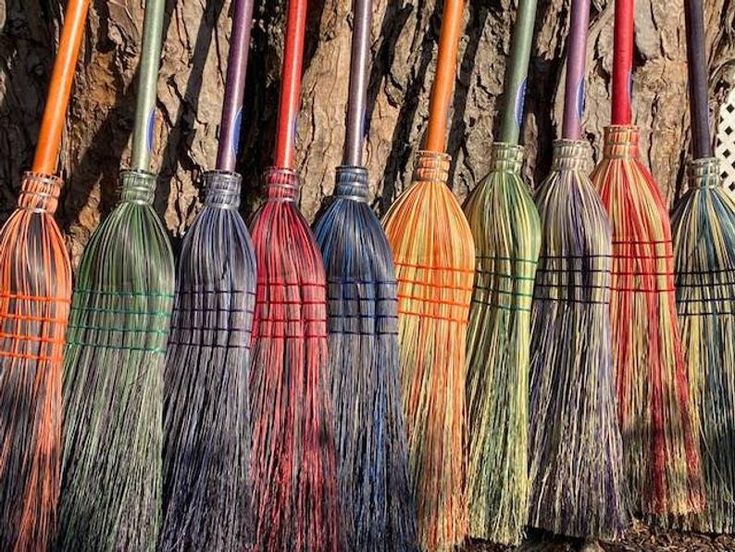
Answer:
[
  {"left": 216, "top": 0, "right": 256, "bottom": 171},
  {"left": 425, "top": 0, "right": 465, "bottom": 153},
  {"left": 342, "top": 0, "right": 372, "bottom": 167},
  {"left": 274, "top": 0, "right": 308, "bottom": 169},
  {"left": 684, "top": 0, "right": 713, "bottom": 158},
  {"left": 611, "top": 0, "right": 634, "bottom": 125},
  {"left": 32, "top": 0, "right": 90, "bottom": 174},
  {"left": 562, "top": 0, "right": 590, "bottom": 140}
]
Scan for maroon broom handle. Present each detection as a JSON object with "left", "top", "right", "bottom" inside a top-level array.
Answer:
[
  {"left": 343, "top": 0, "right": 371, "bottom": 167},
  {"left": 216, "top": 0, "right": 256, "bottom": 171},
  {"left": 274, "top": 0, "right": 308, "bottom": 169},
  {"left": 562, "top": 0, "right": 590, "bottom": 140},
  {"left": 684, "top": 0, "right": 713, "bottom": 158}
]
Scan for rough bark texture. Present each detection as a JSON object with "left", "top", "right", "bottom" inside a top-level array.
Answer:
[
  {"left": 3, "top": 1, "right": 735, "bottom": 549},
  {"left": 1, "top": 0, "right": 735, "bottom": 262}
]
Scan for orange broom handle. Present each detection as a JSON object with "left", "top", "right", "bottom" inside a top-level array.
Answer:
[
  {"left": 32, "top": 0, "right": 90, "bottom": 174},
  {"left": 274, "top": 0, "right": 308, "bottom": 169},
  {"left": 425, "top": 0, "right": 465, "bottom": 153}
]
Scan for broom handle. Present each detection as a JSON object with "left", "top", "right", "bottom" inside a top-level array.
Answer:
[
  {"left": 611, "top": 0, "right": 634, "bottom": 125},
  {"left": 32, "top": 0, "right": 90, "bottom": 174},
  {"left": 684, "top": 0, "right": 713, "bottom": 158},
  {"left": 562, "top": 0, "right": 590, "bottom": 140},
  {"left": 216, "top": 0, "right": 256, "bottom": 171},
  {"left": 274, "top": 0, "right": 308, "bottom": 169},
  {"left": 498, "top": 0, "right": 538, "bottom": 145},
  {"left": 343, "top": 0, "right": 372, "bottom": 166},
  {"left": 425, "top": 0, "right": 465, "bottom": 153},
  {"left": 130, "top": 0, "right": 167, "bottom": 172}
]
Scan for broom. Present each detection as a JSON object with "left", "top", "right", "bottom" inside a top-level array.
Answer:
[
  {"left": 382, "top": 0, "right": 474, "bottom": 549},
  {"left": 0, "top": 0, "right": 88, "bottom": 549},
  {"left": 159, "top": 0, "right": 256, "bottom": 549},
  {"left": 463, "top": 0, "right": 540, "bottom": 544},
  {"left": 528, "top": 0, "right": 627, "bottom": 540},
  {"left": 671, "top": 0, "right": 735, "bottom": 533},
  {"left": 590, "top": 0, "right": 704, "bottom": 520},
  {"left": 248, "top": 0, "right": 340, "bottom": 549},
  {"left": 312, "top": 0, "right": 417, "bottom": 549},
  {"left": 57, "top": 0, "right": 175, "bottom": 548}
]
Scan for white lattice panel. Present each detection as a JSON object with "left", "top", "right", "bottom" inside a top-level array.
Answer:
[{"left": 716, "top": 87, "right": 735, "bottom": 192}]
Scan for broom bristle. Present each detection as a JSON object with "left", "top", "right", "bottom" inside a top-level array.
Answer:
[
  {"left": 591, "top": 125, "right": 704, "bottom": 520},
  {"left": 160, "top": 171, "right": 255, "bottom": 550},
  {"left": 672, "top": 157, "right": 735, "bottom": 533},
  {"left": 464, "top": 144, "right": 540, "bottom": 545},
  {"left": 313, "top": 166, "right": 417, "bottom": 551},
  {"left": 249, "top": 167, "right": 340, "bottom": 551},
  {"left": 0, "top": 172, "right": 71, "bottom": 551},
  {"left": 529, "top": 140, "right": 628, "bottom": 540},
  {"left": 383, "top": 151, "right": 474, "bottom": 551},
  {"left": 58, "top": 169, "right": 175, "bottom": 550}
]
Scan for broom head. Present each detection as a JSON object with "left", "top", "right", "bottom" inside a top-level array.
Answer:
[
  {"left": 58, "top": 169, "right": 175, "bottom": 550},
  {"left": 313, "top": 165, "right": 417, "bottom": 550},
  {"left": 591, "top": 125, "right": 704, "bottom": 520},
  {"left": 529, "top": 140, "right": 628, "bottom": 540},
  {"left": 161, "top": 170, "right": 255, "bottom": 549},
  {"left": 0, "top": 172, "right": 71, "bottom": 551},
  {"left": 464, "top": 143, "right": 540, "bottom": 545},
  {"left": 249, "top": 167, "right": 340, "bottom": 551},
  {"left": 382, "top": 150, "right": 474, "bottom": 551},
  {"left": 672, "top": 157, "right": 735, "bottom": 533}
]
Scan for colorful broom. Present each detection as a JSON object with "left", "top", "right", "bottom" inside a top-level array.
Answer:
[
  {"left": 312, "top": 0, "right": 417, "bottom": 549},
  {"left": 590, "top": 0, "right": 704, "bottom": 520},
  {"left": 248, "top": 0, "right": 340, "bottom": 549},
  {"left": 671, "top": 0, "right": 735, "bottom": 533},
  {"left": 382, "top": 0, "right": 474, "bottom": 549},
  {"left": 0, "top": 0, "right": 88, "bottom": 549},
  {"left": 528, "top": 0, "right": 627, "bottom": 540},
  {"left": 57, "top": 0, "right": 175, "bottom": 548},
  {"left": 159, "top": 0, "right": 256, "bottom": 549},
  {"left": 463, "top": 0, "right": 540, "bottom": 544}
]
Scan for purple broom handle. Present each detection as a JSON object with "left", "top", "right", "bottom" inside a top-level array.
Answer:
[
  {"left": 562, "top": 0, "right": 591, "bottom": 140},
  {"left": 343, "top": 0, "right": 372, "bottom": 166},
  {"left": 216, "top": 0, "right": 256, "bottom": 171}
]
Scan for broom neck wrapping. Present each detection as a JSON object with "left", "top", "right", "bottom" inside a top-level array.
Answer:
[
  {"left": 413, "top": 150, "right": 451, "bottom": 185},
  {"left": 488, "top": 143, "right": 524, "bottom": 173},
  {"left": 120, "top": 168, "right": 157, "bottom": 205},
  {"left": 18, "top": 172, "right": 64, "bottom": 214},
  {"left": 216, "top": 0, "right": 256, "bottom": 172},
  {"left": 684, "top": 0, "right": 713, "bottom": 158},
  {"left": 498, "top": 0, "right": 538, "bottom": 145},
  {"left": 334, "top": 165, "right": 369, "bottom": 201},
  {"left": 203, "top": 170, "right": 242, "bottom": 209},
  {"left": 31, "top": 0, "right": 90, "bottom": 175},
  {"left": 265, "top": 166, "right": 300, "bottom": 202},
  {"left": 425, "top": 0, "right": 465, "bottom": 154},
  {"left": 130, "top": 0, "right": 166, "bottom": 173},
  {"left": 343, "top": 0, "right": 372, "bottom": 167},
  {"left": 562, "top": 0, "right": 591, "bottom": 141},
  {"left": 686, "top": 156, "right": 720, "bottom": 190},
  {"left": 611, "top": 0, "right": 634, "bottom": 125},
  {"left": 274, "top": 0, "right": 308, "bottom": 169}
]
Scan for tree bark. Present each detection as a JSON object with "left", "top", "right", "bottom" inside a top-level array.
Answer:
[{"left": 1, "top": 0, "right": 734, "bottom": 263}]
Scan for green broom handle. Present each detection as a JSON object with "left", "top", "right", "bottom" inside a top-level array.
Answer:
[
  {"left": 498, "top": 0, "right": 538, "bottom": 145},
  {"left": 130, "top": 0, "right": 166, "bottom": 172},
  {"left": 684, "top": 0, "right": 713, "bottom": 158},
  {"left": 343, "top": 0, "right": 372, "bottom": 167}
]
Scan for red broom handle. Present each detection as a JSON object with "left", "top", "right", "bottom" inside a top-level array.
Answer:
[
  {"left": 611, "top": 0, "right": 634, "bottom": 125},
  {"left": 425, "top": 0, "right": 465, "bottom": 153},
  {"left": 32, "top": 0, "right": 90, "bottom": 174},
  {"left": 684, "top": 0, "right": 713, "bottom": 158},
  {"left": 274, "top": 0, "right": 308, "bottom": 169}
]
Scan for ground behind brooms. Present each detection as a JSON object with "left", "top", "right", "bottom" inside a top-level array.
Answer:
[{"left": 466, "top": 520, "right": 735, "bottom": 551}]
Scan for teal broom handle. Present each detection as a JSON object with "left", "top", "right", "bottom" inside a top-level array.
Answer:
[
  {"left": 498, "top": 0, "right": 538, "bottom": 145},
  {"left": 130, "top": 0, "right": 166, "bottom": 172}
]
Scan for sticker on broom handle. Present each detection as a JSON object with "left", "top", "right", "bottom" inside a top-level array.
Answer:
[
  {"left": 231, "top": 107, "right": 243, "bottom": 155},
  {"left": 515, "top": 78, "right": 528, "bottom": 129},
  {"left": 576, "top": 78, "right": 586, "bottom": 122},
  {"left": 147, "top": 108, "right": 156, "bottom": 155}
]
